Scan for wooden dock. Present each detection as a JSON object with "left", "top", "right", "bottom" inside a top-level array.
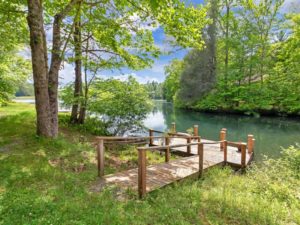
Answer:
[{"left": 93, "top": 125, "right": 255, "bottom": 198}]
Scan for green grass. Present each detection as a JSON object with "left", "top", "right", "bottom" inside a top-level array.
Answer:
[
  {"left": 0, "top": 103, "right": 299, "bottom": 224},
  {"left": 0, "top": 102, "right": 35, "bottom": 117}
]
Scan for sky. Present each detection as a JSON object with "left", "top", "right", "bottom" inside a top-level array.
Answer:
[{"left": 58, "top": 0, "right": 300, "bottom": 85}]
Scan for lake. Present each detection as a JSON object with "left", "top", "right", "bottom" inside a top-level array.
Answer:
[
  {"left": 144, "top": 100, "right": 300, "bottom": 161},
  {"left": 14, "top": 98, "right": 299, "bottom": 161}
]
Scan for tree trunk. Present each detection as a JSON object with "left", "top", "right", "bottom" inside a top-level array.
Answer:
[
  {"left": 207, "top": 0, "right": 217, "bottom": 84},
  {"left": 78, "top": 27, "right": 91, "bottom": 125},
  {"left": 78, "top": 64, "right": 88, "bottom": 124},
  {"left": 224, "top": 1, "right": 230, "bottom": 91},
  {"left": 70, "top": 11, "right": 82, "bottom": 124},
  {"left": 78, "top": 106, "right": 86, "bottom": 124},
  {"left": 27, "top": 0, "right": 79, "bottom": 137},
  {"left": 27, "top": 0, "right": 52, "bottom": 137}
]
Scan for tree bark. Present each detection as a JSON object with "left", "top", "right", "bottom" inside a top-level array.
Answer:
[
  {"left": 70, "top": 8, "right": 82, "bottom": 124},
  {"left": 27, "top": 0, "right": 79, "bottom": 137},
  {"left": 224, "top": 0, "right": 230, "bottom": 91},
  {"left": 27, "top": 0, "right": 52, "bottom": 137}
]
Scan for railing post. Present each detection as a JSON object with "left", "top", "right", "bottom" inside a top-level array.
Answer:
[
  {"left": 223, "top": 140, "right": 227, "bottom": 165},
  {"left": 237, "top": 142, "right": 242, "bottom": 152},
  {"left": 193, "top": 125, "right": 199, "bottom": 137},
  {"left": 198, "top": 143, "right": 204, "bottom": 177},
  {"left": 197, "top": 136, "right": 201, "bottom": 143},
  {"left": 187, "top": 137, "right": 191, "bottom": 154},
  {"left": 241, "top": 144, "right": 246, "bottom": 168},
  {"left": 97, "top": 139, "right": 104, "bottom": 177},
  {"left": 165, "top": 137, "right": 170, "bottom": 162},
  {"left": 149, "top": 129, "right": 154, "bottom": 146},
  {"left": 171, "top": 122, "right": 176, "bottom": 133},
  {"left": 247, "top": 134, "right": 254, "bottom": 154},
  {"left": 220, "top": 128, "right": 226, "bottom": 151},
  {"left": 138, "top": 148, "right": 147, "bottom": 198}
]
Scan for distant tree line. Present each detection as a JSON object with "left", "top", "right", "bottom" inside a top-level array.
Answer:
[{"left": 144, "top": 81, "right": 164, "bottom": 99}]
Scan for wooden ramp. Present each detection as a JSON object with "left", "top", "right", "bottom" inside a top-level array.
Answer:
[
  {"left": 93, "top": 156, "right": 220, "bottom": 193},
  {"left": 93, "top": 126, "right": 255, "bottom": 198}
]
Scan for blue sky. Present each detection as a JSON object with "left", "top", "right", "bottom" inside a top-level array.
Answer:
[{"left": 59, "top": 0, "right": 299, "bottom": 85}]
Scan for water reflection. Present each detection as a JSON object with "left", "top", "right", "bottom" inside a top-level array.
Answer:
[{"left": 144, "top": 100, "right": 300, "bottom": 160}]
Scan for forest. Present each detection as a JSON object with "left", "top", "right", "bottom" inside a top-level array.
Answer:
[
  {"left": 0, "top": 0, "right": 300, "bottom": 224},
  {"left": 163, "top": 0, "right": 300, "bottom": 116}
]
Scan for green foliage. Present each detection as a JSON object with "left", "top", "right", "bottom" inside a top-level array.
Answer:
[
  {"left": 61, "top": 77, "right": 153, "bottom": 135},
  {"left": 1, "top": 104, "right": 300, "bottom": 225},
  {"left": 164, "top": 1, "right": 300, "bottom": 116},
  {"left": 143, "top": 81, "right": 163, "bottom": 99},
  {"left": 163, "top": 59, "right": 184, "bottom": 102},
  {"left": 59, "top": 113, "right": 110, "bottom": 136},
  {"left": 15, "top": 82, "right": 34, "bottom": 97},
  {"left": 0, "top": 53, "right": 31, "bottom": 105},
  {"left": 0, "top": 1, "right": 29, "bottom": 105},
  {"left": 89, "top": 77, "right": 153, "bottom": 135},
  {"left": 158, "top": 2, "right": 209, "bottom": 49}
]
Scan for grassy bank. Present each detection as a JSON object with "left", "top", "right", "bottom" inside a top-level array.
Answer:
[{"left": 0, "top": 103, "right": 299, "bottom": 224}]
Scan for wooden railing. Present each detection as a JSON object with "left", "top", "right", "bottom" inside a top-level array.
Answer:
[
  {"left": 95, "top": 122, "right": 255, "bottom": 198},
  {"left": 95, "top": 135, "right": 201, "bottom": 177},
  {"left": 149, "top": 128, "right": 201, "bottom": 154},
  {"left": 137, "top": 141, "right": 224, "bottom": 198}
]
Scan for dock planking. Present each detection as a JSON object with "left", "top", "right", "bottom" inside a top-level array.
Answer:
[
  {"left": 93, "top": 125, "right": 255, "bottom": 197},
  {"left": 93, "top": 156, "right": 220, "bottom": 193}
]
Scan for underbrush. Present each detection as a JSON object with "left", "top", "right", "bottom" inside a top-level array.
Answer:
[{"left": 0, "top": 103, "right": 299, "bottom": 224}]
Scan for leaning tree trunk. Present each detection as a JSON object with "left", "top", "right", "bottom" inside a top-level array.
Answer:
[
  {"left": 27, "top": 0, "right": 52, "bottom": 137},
  {"left": 70, "top": 11, "right": 82, "bottom": 124}
]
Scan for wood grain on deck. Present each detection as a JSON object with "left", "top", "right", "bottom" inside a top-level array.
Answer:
[
  {"left": 94, "top": 156, "right": 217, "bottom": 193},
  {"left": 94, "top": 138, "right": 252, "bottom": 194}
]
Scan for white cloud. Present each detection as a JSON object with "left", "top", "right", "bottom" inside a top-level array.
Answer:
[
  {"left": 150, "top": 62, "right": 167, "bottom": 73},
  {"left": 119, "top": 13, "right": 160, "bottom": 37},
  {"left": 280, "top": 0, "right": 300, "bottom": 13},
  {"left": 103, "top": 73, "right": 160, "bottom": 84},
  {"left": 59, "top": 62, "right": 74, "bottom": 85}
]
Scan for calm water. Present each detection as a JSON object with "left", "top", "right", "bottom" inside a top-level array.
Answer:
[{"left": 144, "top": 100, "right": 300, "bottom": 161}]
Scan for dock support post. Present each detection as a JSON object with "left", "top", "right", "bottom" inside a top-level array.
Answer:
[
  {"left": 247, "top": 134, "right": 254, "bottom": 154},
  {"left": 241, "top": 144, "right": 246, "bottom": 168},
  {"left": 193, "top": 125, "right": 199, "bottom": 137},
  {"left": 171, "top": 122, "right": 176, "bottom": 133},
  {"left": 223, "top": 140, "right": 227, "bottom": 165},
  {"left": 198, "top": 143, "right": 204, "bottom": 177},
  {"left": 220, "top": 128, "right": 227, "bottom": 151},
  {"left": 97, "top": 139, "right": 104, "bottom": 177},
  {"left": 187, "top": 137, "right": 191, "bottom": 154},
  {"left": 149, "top": 129, "right": 154, "bottom": 146},
  {"left": 138, "top": 148, "right": 147, "bottom": 198},
  {"left": 165, "top": 137, "right": 170, "bottom": 162}
]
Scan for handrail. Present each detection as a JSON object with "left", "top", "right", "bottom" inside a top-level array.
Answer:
[
  {"left": 137, "top": 141, "right": 218, "bottom": 198},
  {"left": 151, "top": 129, "right": 193, "bottom": 137},
  {"left": 96, "top": 135, "right": 200, "bottom": 141},
  {"left": 95, "top": 124, "right": 255, "bottom": 199},
  {"left": 137, "top": 141, "right": 223, "bottom": 151}
]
